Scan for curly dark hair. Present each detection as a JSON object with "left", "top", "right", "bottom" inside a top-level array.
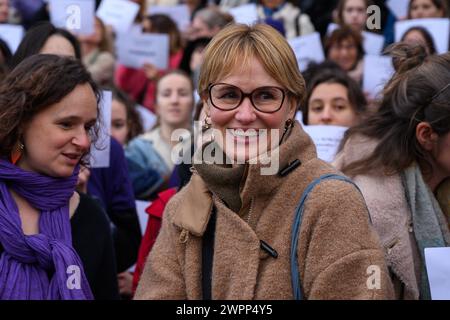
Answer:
[{"left": 0, "top": 54, "right": 102, "bottom": 165}]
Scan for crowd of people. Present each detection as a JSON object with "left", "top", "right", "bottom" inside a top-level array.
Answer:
[{"left": 0, "top": 0, "right": 449, "bottom": 300}]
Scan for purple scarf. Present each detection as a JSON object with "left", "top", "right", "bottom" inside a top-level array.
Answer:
[{"left": 0, "top": 159, "right": 93, "bottom": 300}]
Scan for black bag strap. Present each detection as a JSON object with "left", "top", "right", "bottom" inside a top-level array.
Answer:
[{"left": 201, "top": 206, "right": 216, "bottom": 300}]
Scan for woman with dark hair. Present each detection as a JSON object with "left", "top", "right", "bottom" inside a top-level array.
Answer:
[
  {"left": 9, "top": 20, "right": 142, "bottom": 290},
  {"left": 401, "top": 26, "right": 437, "bottom": 55},
  {"left": 408, "top": 0, "right": 448, "bottom": 19},
  {"left": 334, "top": 43, "right": 450, "bottom": 299},
  {"left": 324, "top": 26, "right": 365, "bottom": 84},
  {"left": 302, "top": 67, "right": 367, "bottom": 127},
  {"left": 0, "top": 54, "right": 118, "bottom": 299},
  {"left": 115, "top": 14, "right": 184, "bottom": 113},
  {"left": 110, "top": 86, "right": 144, "bottom": 147},
  {"left": 9, "top": 21, "right": 81, "bottom": 68}
]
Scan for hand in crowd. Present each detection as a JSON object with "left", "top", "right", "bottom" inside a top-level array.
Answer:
[{"left": 143, "top": 63, "right": 159, "bottom": 81}]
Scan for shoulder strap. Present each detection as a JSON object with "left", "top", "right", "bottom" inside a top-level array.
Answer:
[
  {"left": 202, "top": 206, "right": 216, "bottom": 300},
  {"left": 290, "top": 174, "right": 362, "bottom": 300}
]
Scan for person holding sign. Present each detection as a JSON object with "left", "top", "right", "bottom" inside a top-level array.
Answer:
[
  {"left": 78, "top": 17, "right": 115, "bottom": 86},
  {"left": 324, "top": 26, "right": 365, "bottom": 84},
  {"left": 408, "top": 0, "right": 448, "bottom": 19},
  {"left": 115, "top": 14, "right": 183, "bottom": 112},
  {"left": 302, "top": 67, "right": 367, "bottom": 127},
  {"left": 0, "top": 54, "right": 118, "bottom": 300},
  {"left": 134, "top": 23, "right": 393, "bottom": 300},
  {"left": 334, "top": 43, "right": 450, "bottom": 299}
]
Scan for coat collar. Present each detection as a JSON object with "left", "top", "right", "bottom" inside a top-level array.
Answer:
[{"left": 171, "top": 121, "right": 318, "bottom": 236}]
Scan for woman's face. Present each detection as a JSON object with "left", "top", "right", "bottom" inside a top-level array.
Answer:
[
  {"left": 307, "top": 82, "right": 358, "bottom": 127},
  {"left": 402, "top": 30, "right": 432, "bottom": 54},
  {"left": 342, "top": 0, "right": 367, "bottom": 31},
  {"left": 205, "top": 57, "right": 297, "bottom": 162},
  {"left": 156, "top": 74, "right": 194, "bottom": 128},
  {"left": 18, "top": 84, "right": 98, "bottom": 178},
  {"left": 328, "top": 38, "right": 358, "bottom": 71},
  {"left": 111, "top": 99, "right": 129, "bottom": 146},
  {"left": 40, "top": 35, "right": 76, "bottom": 57},
  {"left": 410, "top": 0, "right": 444, "bottom": 19}
]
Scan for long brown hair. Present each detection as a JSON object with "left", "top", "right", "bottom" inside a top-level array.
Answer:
[{"left": 339, "top": 43, "right": 450, "bottom": 177}]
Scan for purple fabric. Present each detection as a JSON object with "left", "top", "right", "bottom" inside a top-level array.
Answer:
[{"left": 0, "top": 159, "right": 93, "bottom": 300}]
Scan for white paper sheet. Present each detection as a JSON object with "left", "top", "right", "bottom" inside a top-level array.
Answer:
[
  {"left": 0, "top": 24, "right": 24, "bottom": 53},
  {"left": 90, "top": 90, "right": 112, "bottom": 168},
  {"left": 49, "top": 0, "right": 95, "bottom": 35},
  {"left": 228, "top": 3, "right": 258, "bottom": 25},
  {"left": 362, "top": 31, "right": 385, "bottom": 55},
  {"left": 386, "top": 0, "right": 409, "bottom": 19},
  {"left": 135, "top": 200, "right": 151, "bottom": 236},
  {"left": 363, "top": 54, "right": 394, "bottom": 100},
  {"left": 395, "top": 18, "right": 450, "bottom": 54},
  {"left": 425, "top": 247, "right": 450, "bottom": 300},
  {"left": 96, "top": 0, "right": 140, "bottom": 34},
  {"left": 148, "top": 4, "right": 190, "bottom": 32},
  {"left": 303, "top": 125, "right": 348, "bottom": 163},
  {"left": 117, "top": 32, "right": 169, "bottom": 69},
  {"left": 288, "top": 32, "right": 325, "bottom": 72}
]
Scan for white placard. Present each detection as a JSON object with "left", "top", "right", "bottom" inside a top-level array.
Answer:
[
  {"left": 303, "top": 125, "right": 347, "bottom": 163},
  {"left": 135, "top": 200, "right": 151, "bottom": 235},
  {"left": 90, "top": 90, "right": 112, "bottom": 168},
  {"left": 362, "top": 31, "right": 385, "bottom": 55},
  {"left": 0, "top": 24, "right": 24, "bottom": 53},
  {"left": 326, "top": 22, "right": 339, "bottom": 35},
  {"left": 228, "top": 3, "right": 258, "bottom": 25},
  {"left": 49, "top": 0, "right": 95, "bottom": 35},
  {"left": 148, "top": 4, "right": 190, "bottom": 32},
  {"left": 363, "top": 55, "right": 394, "bottom": 100},
  {"left": 425, "top": 247, "right": 450, "bottom": 300},
  {"left": 288, "top": 32, "right": 325, "bottom": 71},
  {"left": 395, "top": 18, "right": 450, "bottom": 54},
  {"left": 96, "top": 0, "right": 140, "bottom": 34},
  {"left": 117, "top": 32, "right": 169, "bottom": 69},
  {"left": 387, "top": 0, "right": 409, "bottom": 19}
]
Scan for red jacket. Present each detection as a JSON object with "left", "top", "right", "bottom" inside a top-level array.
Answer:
[{"left": 132, "top": 188, "right": 177, "bottom": 293}]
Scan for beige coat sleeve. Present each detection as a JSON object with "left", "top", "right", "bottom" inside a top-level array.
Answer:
[{"left": 298, "top": 179, "right": 394, "bottom": 299}]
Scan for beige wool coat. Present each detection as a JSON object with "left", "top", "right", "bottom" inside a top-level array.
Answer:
[
  {"left": 135, "top": 122, "right": 394, "bottom": 300},
  {"left": 334, "top": 135, "right": 450, "bottom": 299}
]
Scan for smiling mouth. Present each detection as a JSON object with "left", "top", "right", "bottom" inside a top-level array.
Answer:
[{"left": 62, "top": 153, "right": 82, "bottom": 163}]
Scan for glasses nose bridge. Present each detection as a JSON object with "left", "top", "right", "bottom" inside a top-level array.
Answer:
[{"left": 239, "top": 90, "right": 257, "bottom": 109}]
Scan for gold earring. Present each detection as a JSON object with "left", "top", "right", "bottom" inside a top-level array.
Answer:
[
  {"left": 11, "top": 142, "right": 24, "bottom": 165},
  {"left": 202, "top": 116, "right": 211, "bottom": 130}
]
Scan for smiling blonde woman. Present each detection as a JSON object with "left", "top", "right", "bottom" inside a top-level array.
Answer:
[{"left": 135, "top": 23, "right": 393, "bottom": 300}]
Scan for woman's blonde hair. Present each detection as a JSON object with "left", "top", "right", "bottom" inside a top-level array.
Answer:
[{"left": 198, "top": 23, "right": 306, "bottom": 107}]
